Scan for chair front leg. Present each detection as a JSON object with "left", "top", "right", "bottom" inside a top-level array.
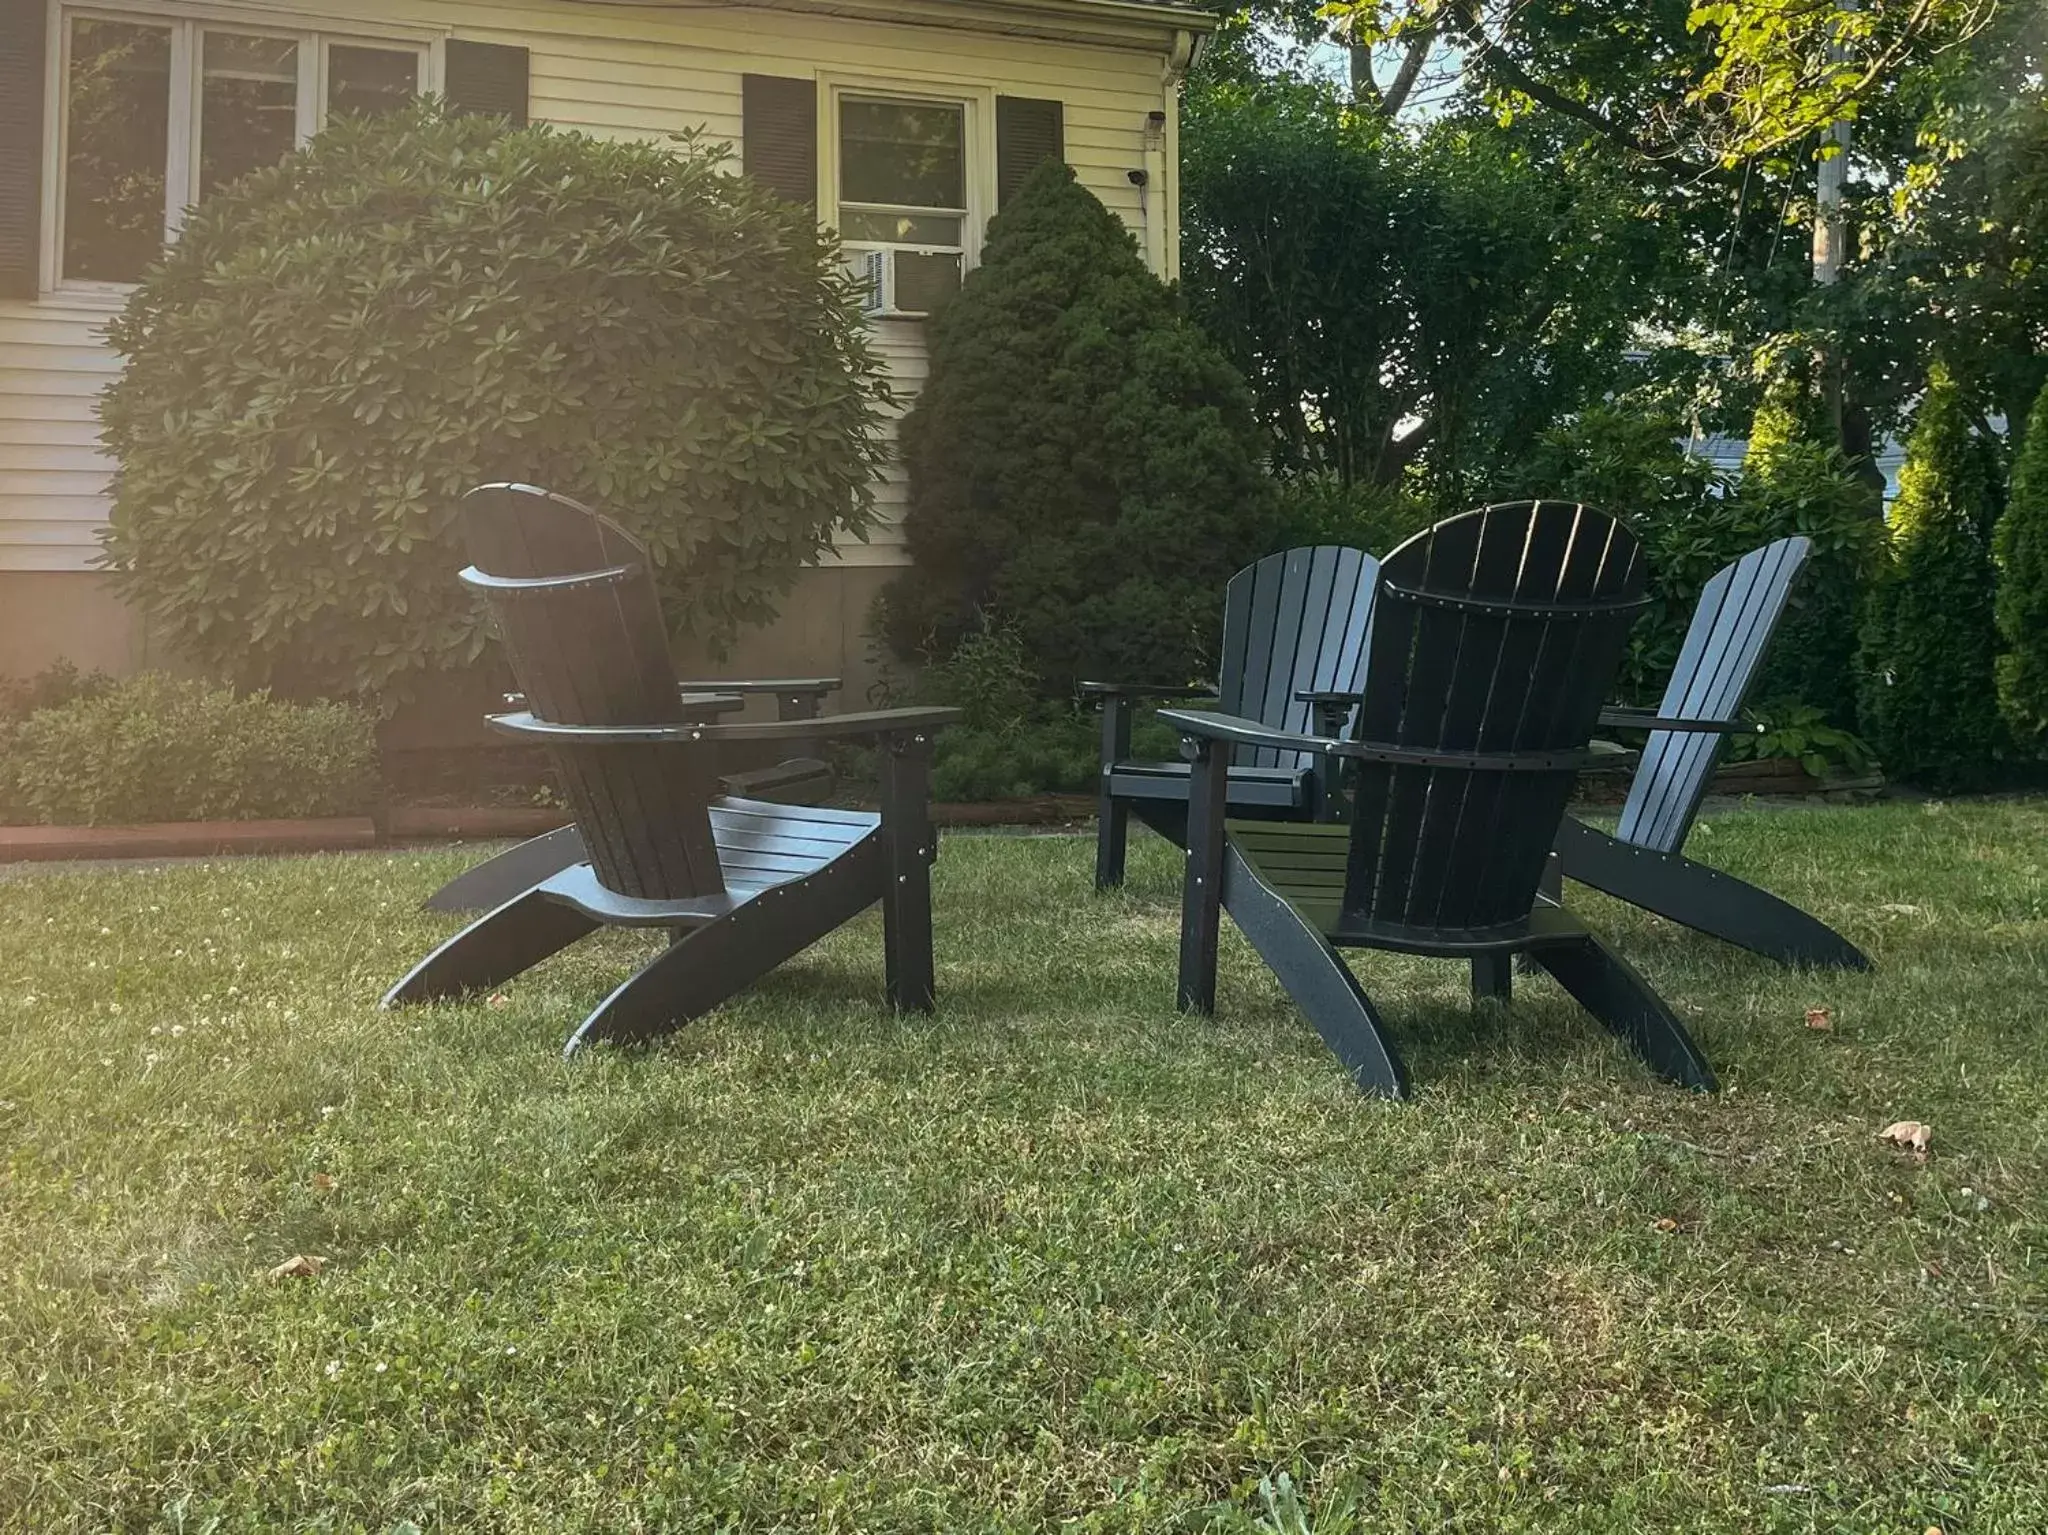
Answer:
[
  {"left": 1176, "top": 733, "right": 1231, "bottom": 1015},
  {"left": 879, "top": 727, "right": 940, "bottom": 1013}
]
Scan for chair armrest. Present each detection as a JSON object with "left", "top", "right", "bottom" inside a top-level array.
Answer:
[
  {"left": 1078, "top": 680, "right": 1217, "bottom": 700},
  {"left": 1160, "top": 709, "right": 1595, "bottom": 772},
  {"left": 486, "top": 707, "right": 958, "bottom": 746},
  {"left": 501, "top": 689, "right": 747, "bottom": 718},
  {"left": 1597, "top": 707, "right": 1764, "bottom": 736},
  {"left": 673, "top": 676, "right": 841, "bottom": 697},
  {"left": 674, "top": 677, "right": 841, "bottom": 724},
  {"left": 716, "top": 707, "right": 957, "bottom": 742},
  {"left": 1294, "top": 687, "right": 1363, "bottom": 737}
]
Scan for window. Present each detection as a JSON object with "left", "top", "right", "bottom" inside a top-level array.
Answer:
[
  {"left": 54, "top": 10, "right": 426, "bottom": 287},
  {"left": 837, "top": 96, "right": 968, "bottom": 317}
]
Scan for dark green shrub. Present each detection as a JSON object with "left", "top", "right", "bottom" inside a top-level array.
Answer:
[
  {"left": 1857, "top": 367, "right": 2008, "bottom": 789},
  {"left": 1506, "top": 406, "right": 1733, "bottom": 699},
  {"left": 0, "top": 660, "right": 114, "bottom": 722},
  {"left": 1993, "top": 381, "right": 2048, "bottom": 749},
  {"left": 916, "top": 619, "right": 1041, "bottom": 735},
  {"left": 100, "top": 102, "right": 886, "bottom": 703},
  {"left": 0, "top": 674, "right": 378, "bottom": 825},
  {"left": 1739, "top": 438, "right": 1884, "bottom": 729},
  {"left": 1513, "top": 405, "right": 1881, "bottom": 718},
  {"left": 906, "top": 615, "right": 1174, "bottom": 801},
  {"left": 1270, "top": 474, "right": 1433, "bottom": 556},
  {"left": 926, "top": 718, "right": 1103, "bottom": 802},
  {"left": 879, "top": 162, "right": 1276, "bottom": 694}
]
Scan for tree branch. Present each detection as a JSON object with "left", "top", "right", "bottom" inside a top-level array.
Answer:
[
  {"left": 1442, "top": 0, "right": 1719, "bottom": 176},
  {"left": 1349, "top": 43, "right": 1383, "bottom": 111},
  {"left": 1381, "top": 26, "right": 1435, "bottom": 117}
]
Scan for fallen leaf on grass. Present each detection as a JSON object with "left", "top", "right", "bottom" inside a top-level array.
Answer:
[
  {"left": 487, "top": 993, "right": 510, "bottom": 1009},
  {"left": 1653, "top": 1217, "right": 1680, "bottom": 1233},
  {"left": 268, "top": 1254, "right": 326, "bottom": 1281},
  {"left": 1878, "top": 1120, "right": 1933, "bottom": 1155},
  {"left": 1805, "top": 1006, "right": 1833, "bottom": 1031},
  {"left": 310, "top": 1172, "right": 336, "bottom": 1192}
]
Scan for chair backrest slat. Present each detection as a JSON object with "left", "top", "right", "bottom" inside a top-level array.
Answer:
[
  {"left": 1217, "top": 546, "right": 1377, "bottom": 770},
  {"left": 458, "top": 484, "right": 722, "bottom": 901},
  {"left": 1340, "top": 502, "right": 1646, "bottom": 934},
  {"left": 1615, "top": 536, "right": 1811, "bottom": 853}
]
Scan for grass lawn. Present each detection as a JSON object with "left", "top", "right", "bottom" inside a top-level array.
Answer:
[{"left": 2, "top": 799, "right": 2045, "bottom": 1533}]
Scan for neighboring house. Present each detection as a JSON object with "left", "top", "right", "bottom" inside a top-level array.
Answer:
[
  {"left": 0, "top": 0, "right": 1213, "bottom": 690},
  {"left": 1682, "top": 432, "right": 1908, "bottom": 503}
]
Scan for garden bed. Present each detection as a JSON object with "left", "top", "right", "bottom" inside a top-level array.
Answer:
[{"left": 0, "top": 764, "right": 1890, "bottom": 863}]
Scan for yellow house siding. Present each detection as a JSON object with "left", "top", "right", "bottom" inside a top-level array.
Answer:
[
  {"left": 0, "top": 296, "right": 121, "bottom": 571},
  {"left": 0, "top": 0, "right": 1198, "bottom": 574}
]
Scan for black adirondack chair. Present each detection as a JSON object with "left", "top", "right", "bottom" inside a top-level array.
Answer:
[
  {"left": 1553, "top": 535, "right": 1871, "bottom": 970},
  {"left": 1165, "top": 502, "right": 1718, "bottom": 1099},
  {"left": 425, "top": 484, "right": 845, "bottom": 916},
  {"left": 383, "top": 487, "right": 958, "bottom": 1055},
  {"left": 1088, "top": 545, "right": 1377, "bottom": 889}
]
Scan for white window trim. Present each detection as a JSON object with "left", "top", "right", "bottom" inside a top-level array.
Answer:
[
  {"left": 38, "top": 0, "right": 442, "bottom": 298},
  {"left": 819, "top": 73, "right": 995, "bottom": 320}
]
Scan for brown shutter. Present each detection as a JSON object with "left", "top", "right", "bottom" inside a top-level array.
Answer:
[
  {"left": 0, "top": 0, "right": 48, "bottom": 299},
  {"left": 445, "top": 40, "right": 529, "bottom": 127},
  {"left": 996, "top": 96, "right": 1064, "bottom": 209},
  {"left": 743, "top": 74, "right": 817, "bottom": 210}
]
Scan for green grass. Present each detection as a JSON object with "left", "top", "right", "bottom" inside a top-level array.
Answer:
[{"left": 2, "top": 800, "right": 2045, "bottom": 1533}]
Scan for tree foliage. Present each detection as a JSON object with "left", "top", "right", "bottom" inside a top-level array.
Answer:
[
  {"left": 99, "top": 103, "right": 886, "bottom": 702},
  {"left": 1181, "top": 73, "right": 1673, "bottom": 499},
  {"left": 879, "top": 163, "right": 1275, "bottom": 693},
  {"left": 1857, "top": 367, "right": 2008, "bottom": 787},
  {"left": 1500, "top": 405, "right": 1878, "bottom": 712},
  {"left": 1993, "top": 382, "right": 2048, "bottom": 748}
]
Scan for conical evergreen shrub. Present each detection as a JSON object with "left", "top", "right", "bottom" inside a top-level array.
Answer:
[
  {"left": 1993, "top": 382, "right": 2048, "bottom": 749},
  {"left": 878, "top": 162, "right": 1275, "bottom": 693},
  {"left": 1856, "top": 365, "right": 2008, "bottom": 788},
  {"left": 1740, "top": 408, "right": 1882, "bottom": 731},
  {"left": 1745, "top": 370, "right": 1831, "bottom": 476}
]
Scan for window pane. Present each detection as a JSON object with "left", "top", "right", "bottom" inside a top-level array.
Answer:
[
  {"left": 839, "top": 209, "right": 963, "bottom": 246},
  {"left": 63, "top": 20, "right": 171, "bottom": 283},
  {"left": 201, "top": 33, "right": 299, "bottom": 199},
  {"left": 893, "top": 251, "right": 961, "bottom": 314},
  {"left": 328, "top": 46, "right": 418, "bottom": 120},
  {"left": 840, "top": 100, "right": 963, "bottom": 210}
]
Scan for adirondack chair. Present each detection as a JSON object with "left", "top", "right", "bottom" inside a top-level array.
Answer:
[
  {"left": 1552, "top": 534, "right": 1871, "bottom": 970},
  {"left": 383, "top": 487, "right": 958, "bottom": 1055},
  {"left": 1164, "top": 502, "right": 1718, "bottom": 1099},
  {"left": 1088, "top": 545, "right": 1377, "bottom": 889},
  {"left": 426, "top": 484, "right": 845, "bottom": 916}
]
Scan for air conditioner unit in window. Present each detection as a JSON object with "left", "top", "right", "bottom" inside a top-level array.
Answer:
[
  {"left": 857, "top": 249, "right": 890, "bottom": 316},
  {"left": 851, "top": 248, "right": 962, "bottom": 319}
]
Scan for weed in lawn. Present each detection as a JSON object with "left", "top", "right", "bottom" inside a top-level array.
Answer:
[{"left": 0, "top": 801, "right": 2044, "bottom": 1532}]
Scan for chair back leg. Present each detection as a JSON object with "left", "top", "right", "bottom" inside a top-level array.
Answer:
[
  {"left": 1095, "top": 695, "right": 1134, "bottom": 889},
  {"left": 1526, "top": 933, "right": 1719, "bottom": 1091},
  {"left": 382, "top": 889, "right": 601, "bottom": 1008}
]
